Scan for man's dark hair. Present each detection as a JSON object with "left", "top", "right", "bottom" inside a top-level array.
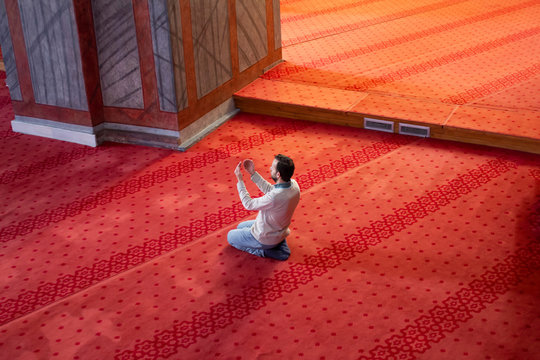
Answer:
[{"left": 275, "top": 154, "right": 295, "bottom": 182}]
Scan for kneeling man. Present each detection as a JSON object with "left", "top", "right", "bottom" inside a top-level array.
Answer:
[{"left": 228, "top": 154, "right": 300, "bottom": 260}]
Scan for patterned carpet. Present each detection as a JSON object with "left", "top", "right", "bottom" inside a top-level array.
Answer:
[
  {"left": 237, "top": 0, "right": 540, "bottom": 143},
  {"left": 1, "top": 1, "right": 540, "bottom": 359},
  {"left": 0, "top": 76, "right": 539, "bottom": 358}
]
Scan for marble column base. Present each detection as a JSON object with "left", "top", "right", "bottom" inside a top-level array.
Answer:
[
  {"left": 12, "top": 116, "right": 100, "bottom": 147},
  {"left": 11, "top": 98, "right": 239, "bottom": 151},
  {"left": 177, "top": 98, "right": 239, "bottom": 151},
  {"left": 96, "top": 122, "right": 180, "bottom": 149}
]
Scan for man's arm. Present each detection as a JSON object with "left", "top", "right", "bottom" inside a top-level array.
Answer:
[
  {"left": 251, "top": 172, "right": 273, "bottom": 194},
  {"left": 237, "top": 180, "right": 274, "bottom": 211},
  {"left": 243, "top": 159, "right": 273, "bottom": 194},
  {"left": 235, "top": 161, "right": 273, "bottom": 211}
]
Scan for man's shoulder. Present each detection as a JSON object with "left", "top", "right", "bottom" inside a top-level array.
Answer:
[{"left": 291, "top": 179, "right": 301, "bottom": 192}]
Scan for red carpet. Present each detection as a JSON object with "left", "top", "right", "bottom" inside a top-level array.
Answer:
[
  {"left": 0, "top": 78, "right": 539, "bottom": 359},
  {"left": 1, "top": 1, "right": 540, "bottom": 357},
  {"left": 236, "top": 0, "right": 540, "bottom": 147}
]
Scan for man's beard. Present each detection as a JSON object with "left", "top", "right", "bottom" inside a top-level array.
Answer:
[{"left": 271, "top": 175, "right": 277, "bottom": 183}]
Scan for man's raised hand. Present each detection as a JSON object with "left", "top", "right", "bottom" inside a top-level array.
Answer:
[
  {"left": 243, "top": 159, "right": 255, "bottom": 175},
  {"left": 234, "top": 161, "right": 243, "bottom": 181}
]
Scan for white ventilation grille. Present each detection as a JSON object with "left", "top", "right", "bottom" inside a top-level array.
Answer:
[
  {"left": 399, "top": 123, "right": 430, "bottom": 137},
  {"left": 364, "top": 118, "right": 394, "bottom": 133}
]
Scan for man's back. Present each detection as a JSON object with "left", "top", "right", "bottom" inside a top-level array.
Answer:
[
  {"left": 251, "top": 177, "right": 300, "bottom": 245},
  {"left": 228, "top": 155, "right": 300, "bottom": 261}
]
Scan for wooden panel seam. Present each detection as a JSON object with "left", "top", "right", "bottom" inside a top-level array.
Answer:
[
  {"left": 266, "top": 0, "right": 274, "bottom": 55},
  {"left": 167, "top": 0, "right": 185, "bottom": 113},
  {"left": 179, "top": 0, "right": 197, "bottom": 116},
  {"left": 4, "top": 0, "right": 34, "bottom": 103},
  {"left": 133, "top": 0, "right": 159, "bottom": 114},
  {"left": 73, "top": 0, "right": 105, "bottom": 126},
  {"left": 229, "top": 0, "right": 239, "bottom": 77}
]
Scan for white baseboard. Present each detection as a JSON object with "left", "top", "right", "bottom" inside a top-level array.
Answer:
[
  {"left": 11, "top": 98, "right": 239, "bottom": 150},
  {"left": 12, "top": 116, "right": 98, "bottom": 147}
]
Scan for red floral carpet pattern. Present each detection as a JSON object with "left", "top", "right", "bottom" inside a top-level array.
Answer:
[
  {"left": 239, "top": 0, "right": 540, "bottom": 143},
  {"left": 0, "top": 122, "right": 309, "bottom": 243},
  {"left": 1, "top": 2, "right": 539, "bottom": 359},
  {"left": 0, "top": 90, "right": 18, "bottom": 140},
  {"left": 0, "top": 125, "right": 18, "bottom": 140},
  {"left": 0, "top": 147, "right": 102, "bottom": 185},
  {"left": 0, "top": 135, "right": 410, "bottom": 326},
  {"left": 1, "top": 105, "right": 538, "bottom": 359},
  {"left": 281, "top": 0, "right": 470, "bottom": 47},
  {"left": 267, "top": 26, "right": 540, "bottom": 101},
  {"left": 116, "top": 158, "right": 524, "bottom": 360},
  {"left": 363, "top": 205, "right": 540, "bottom": 359},
  {"left": 267, "top": 0, "right": 537, "bottom": 77},
  {"left": 281, "top": 0, "right": 384, "bottom": 24},
  {"left": 441, "top": 63, "right": 540, "bottom": 105},
  {"left": 342, "top": 28, "right": 540, "bottom": 93}
]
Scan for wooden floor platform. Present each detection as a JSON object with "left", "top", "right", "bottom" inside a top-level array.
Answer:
[
  {"left": 234, "top": 77, "right": 540, "bottom": 154},
  {"left": 233, "top": 0, "right": 540, "bottom": 155},
  {"left": 234, "top": 94, "right": 540, "bottom": 155}
]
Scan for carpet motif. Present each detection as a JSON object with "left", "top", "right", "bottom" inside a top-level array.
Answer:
[
  {"left": 281, "top": 0, "right": 384, "bottom": 24},
  {"left": 116, "top": 158, "right": 521, "bottom": 360},
  {"left": 0, "top": 123, "right": 310, "bottom": 243},
  {"left": 0, "top": 92, "right": 17, "bottom": 140},
  {"left": 442, "top": 63, "right": 540, "bottom": 105},
  {"left": 0, "top": 135, "right": 410, "bottom": 326},
  {"left": 266, "top": 0, "right": 538, "bottom": 79},
  {"left": 0, "top": 147, "right": 101, "bottom": 185},
  {"left": 362, "top": 202, "right": 540, "bottom": 359},
  {"left": 237, "top": 0, "right": 540, "bottom": 147},
  {"left": 282, "top": 0, "right": 471, "bottom": 46},
  {"left": 1, "top": 2, "right": 539, "bottom": 359},
  {"left": 341, "top": 27, "right": 540, "bottom": 91},
  {"left": 0, "top": 124, "right": 17, "bottom": 140}
]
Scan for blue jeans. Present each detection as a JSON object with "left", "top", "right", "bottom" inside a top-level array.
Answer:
[{"left": 227, "top": 220, "right": 290, "bottom": 261}]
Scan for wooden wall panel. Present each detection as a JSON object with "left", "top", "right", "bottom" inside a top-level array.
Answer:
[
  {"left": 18, "top": 0, "right": 88, "bottom": 110},
  {"left": 236, "top": 0, "right": 268, "bottom": 72},
  {"left": 2, "top": 0, "right": 283, "bottom": 146},
  {"left": 0, "top": 0, "right": 21, "bottom": 100},
  {"left": 273, "top": 0, "right": 281, "bottom": 50},
  {"left": 148, "top": 0, "right": 180, "bottom": 112},
  {"left": 92, "top": 0, "right": 144, "bottom": 108},
  {"left": 190, "top": 0, "right": 232, "bottom": 99}
]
